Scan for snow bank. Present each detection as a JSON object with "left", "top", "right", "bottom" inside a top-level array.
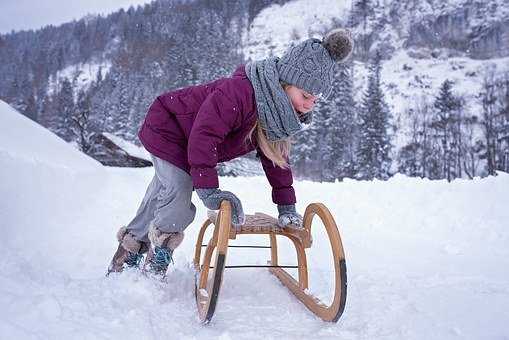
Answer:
[
  {"left": 0, "top": 100, "right": 104, "bottom": 270},
  {"left": 0, "top": 100, "right": 101, "bottom": 170}
]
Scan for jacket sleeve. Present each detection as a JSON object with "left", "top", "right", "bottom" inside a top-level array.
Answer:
[
  {"left": 257, "top": 148, "right": 297, "bottom": 205},
  {"left": 188, "top": 88, "right": 240, "bottom": 189}
]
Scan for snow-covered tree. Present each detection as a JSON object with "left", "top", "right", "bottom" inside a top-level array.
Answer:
[
  {"left": 321, "top": 62, "right": 357, "bottom": 181},
  {"left": 461, "top": 115, "right": 483, "bottom": 178},
  {"left": 480, "top": 73, "right": 509, "bottom": 175},
  {"left": 292, "top": 102, "right": 328, "bottom": 181},
  {"left": 497, "top": 76, "right": 509, "bottom": 173},
  {"left": 397, "top": 102, "right": 431, "bottom": 178},
  {"left": 53, "top": 78, "right": 75, "bottom": 141},
  {"left": 429, "top": 79, "right": 462, "bottom": 181},
  {"left": 356, "top": 50, "right": 393, "bottom": 180}
]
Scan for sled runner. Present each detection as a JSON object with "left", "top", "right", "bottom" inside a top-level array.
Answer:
[{"left": 193, "top": 201, "right": 347, "bottom": 324}]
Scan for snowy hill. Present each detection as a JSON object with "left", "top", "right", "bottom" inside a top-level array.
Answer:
[
  {"left": 0, "top": 100, "right": 104, "bottom": 266},
  {"left": 1, "top": 101, "right": 509, "bottom": 338},
  {"left": 243, "top": 0, "right": 509, "bottom": 150},
  {"left": 0, "top": 100, "right": 101, "bottom": 170}
]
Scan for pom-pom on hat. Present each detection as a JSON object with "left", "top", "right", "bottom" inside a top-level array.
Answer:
[{"left": 277, "top": 28, "right": 354, "bottom": 98}]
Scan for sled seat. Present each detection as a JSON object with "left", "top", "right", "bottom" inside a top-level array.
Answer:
[
  {"left": 194, "top": 202, "right": 347, "bottom": 324},
  {"left": 207, "top": 211, "right": 312, "bottom": 248}
]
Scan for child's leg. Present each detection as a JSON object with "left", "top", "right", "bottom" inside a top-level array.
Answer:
[
  {"left": 124, "top": 174, "right": 164, "bottom": 243},
  {"left": 124, "top": 155, "right": 195, "bottom": 242},
  {"left": 143, "top": 155, "right": 196, "bottom": 274},
  {"left": 109, "top": 155, "right": 195, "bottom": 274},
  {"left": 150, "top": 154, "right": 196, "bottom": 234},
  {"left": 108, "top": 173, "right": 161, "bottom": 273}
]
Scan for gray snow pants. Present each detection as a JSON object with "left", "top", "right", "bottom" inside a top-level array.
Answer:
[{"left": 126, "top": 154, "right": 196, "bottom": 243}]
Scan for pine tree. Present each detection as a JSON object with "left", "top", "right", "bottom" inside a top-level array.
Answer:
[
  {"left": 321, "top": 62, "right": 357, "bottom": 181},
  {"left": 18, "top": 75, "right": 38, "bottom": 121},
  {"left": 103, "top": 70, "right": 130, "bottom": 139},
  {"left": 462, "top": 115, "right": 483, "bottom": 178},
  {"left": 53, "top": 78, "right": 75, "bottom": 141},
  {"left": 497, "top": 76, "right": 509, "bottom": 172},
  {"left": 430, "top": 79, "right": 463, "bottom": 181},
  {"left": 292, "top": 104, "right": 326, "bottom": 181},
  {"left": 313, "top": 104, "right": 331, "bottom": 181},
  {"left": 356, "top": 50, "right": 393, "bottom": 180},
  {"left": 397, "top": 107, "right": 422, "bottom": 177},
  {"left": 480, "top": 73, "right": 509, "bottom": 175}
]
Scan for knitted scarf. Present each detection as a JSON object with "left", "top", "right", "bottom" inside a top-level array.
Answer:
[{"left": 245, "top": 58, "right": 308, "bottom": 142}]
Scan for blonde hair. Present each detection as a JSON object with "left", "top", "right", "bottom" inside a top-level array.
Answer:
[{"left": 246, "top": 121, "right": 292, "bottom": 169}]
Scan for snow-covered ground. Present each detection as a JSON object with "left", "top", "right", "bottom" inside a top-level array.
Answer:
[{"left": 1, "top": 100, "right": 509, "bottom": 339}]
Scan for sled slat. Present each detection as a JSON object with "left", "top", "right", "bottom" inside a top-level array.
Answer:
[{"left": 207, "top": 211, "right": 312, "bottom": 247}]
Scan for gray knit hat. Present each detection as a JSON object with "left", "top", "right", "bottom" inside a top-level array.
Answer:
[{"left": 277, "top": 28, "right": 354, "bottom": 98}]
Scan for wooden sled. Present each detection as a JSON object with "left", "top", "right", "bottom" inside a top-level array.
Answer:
[{"left": 193, "top": 201, "right": 347, "bottom": 324}]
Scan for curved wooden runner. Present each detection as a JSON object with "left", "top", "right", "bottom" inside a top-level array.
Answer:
[
  {"left": 193, "top": 201, "right": 347, "bottom": 323},
  {"left": 193, "top": 201, "right": 231, "bottom": 323}
]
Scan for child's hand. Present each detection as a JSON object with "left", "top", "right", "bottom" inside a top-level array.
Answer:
[
  {"left": 195, "top": 188, "right": 245, "bottom": 226},
  {"left": 277, "top": 204, "right": 303, "bottom": 228}
]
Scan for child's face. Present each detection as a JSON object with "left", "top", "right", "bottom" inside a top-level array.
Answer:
[{"left": 283, "top": 85, "right": 317, "bottom": 117}]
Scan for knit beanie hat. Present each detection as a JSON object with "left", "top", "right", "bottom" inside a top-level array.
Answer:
[{"left": 277, "top": 28, "right": 354, "bottom": 99}]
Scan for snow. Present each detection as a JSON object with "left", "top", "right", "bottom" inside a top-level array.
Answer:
[
  {"left": 379, "top": 50, "right": 509, "bottom": 150},
  {"left": 0, "top": 100, "right": 100, "bottom": 171},
  {"left": 1, "top": 103, "right": 509, "bottom": 339},
  {"left": 242, "top": 0, "right": 352, "bottom": 61},
  {"left": 47, "top": 60, "right": 112, "bottom": 99}
]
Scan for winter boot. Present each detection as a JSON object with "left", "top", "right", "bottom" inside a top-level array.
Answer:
[
  {"left": 144, "top": 225, "right": 184, "bottom": 276},
  {"left": 107, "top": 227, "right": 148, "bottom": 275}
]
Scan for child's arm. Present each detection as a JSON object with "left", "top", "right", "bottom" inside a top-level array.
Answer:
[
  {"left": 256, "top": 148, "right": 296, "bottom": 206},
  {"left": 257, "top": 149, "right": 302, "bottom": 227},
  {"left": 188, "top": 87, "right": 245, "bottom": 225},
  {"left": 188, "top": 87, "right": 240, "bottom": 189}
]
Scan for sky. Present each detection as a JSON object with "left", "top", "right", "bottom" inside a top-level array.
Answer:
[{"left": 0, "top": 0, "right": 156, "bottom": 34}]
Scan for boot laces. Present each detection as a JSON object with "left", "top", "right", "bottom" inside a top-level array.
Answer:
[
  {"left": 150, "top": 246, "right": 174, "bottom": 272},
  {"left": 125, "top": 252, "right": 143, "bottom": 267}
]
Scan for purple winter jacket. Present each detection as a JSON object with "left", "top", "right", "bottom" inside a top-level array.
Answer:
[{"left": 138, "top": 65, "right": 296, "bottom": 205}]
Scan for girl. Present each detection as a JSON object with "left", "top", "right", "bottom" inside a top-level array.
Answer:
[{"left": 108, "top": 28, "right": 354, "bottom": 276}]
